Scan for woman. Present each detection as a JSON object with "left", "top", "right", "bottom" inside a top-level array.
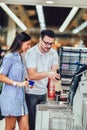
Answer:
[{"left": 0, "top": 32, "right": 31, "bottom": 130}]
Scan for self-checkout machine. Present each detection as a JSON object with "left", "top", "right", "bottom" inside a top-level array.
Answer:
[{"left": 73, "top": 68, "right": 87, "bottom": 127}]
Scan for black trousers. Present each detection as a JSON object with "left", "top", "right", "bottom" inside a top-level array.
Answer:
[{"left": 25, "top": 94, "right": 47, "bottom": 130}]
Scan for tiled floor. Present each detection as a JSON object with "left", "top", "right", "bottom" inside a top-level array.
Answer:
[{"left": 0, "top": 118, "right": 19, "bottom": 130}]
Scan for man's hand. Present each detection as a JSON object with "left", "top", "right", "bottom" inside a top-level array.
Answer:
[{"left": 47, "top": 71, "right": 60, "bottom": 81}]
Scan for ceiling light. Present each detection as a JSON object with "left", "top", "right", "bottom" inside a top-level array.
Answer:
[
  {"left": 59, "top": 7, "right": 79, "bottom": 32},
  {"left": 0, "top": 2, "right": 27, "bottom": 31},
  {"left": 72, "top": 21, "right": 87, "bottom": 34},
  {"left": 46, "top": 0, "right": 54, "bottom": 4},
  {"left": 36, "top": 5, "right": 46, "bottom": 30}
]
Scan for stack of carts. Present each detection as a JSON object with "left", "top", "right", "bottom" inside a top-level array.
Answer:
[
  {"left": 48, "top": 105, "right": 73, "bottom": 130},
  {"left": 35, "top": 101, "right": 74, "bottom": 130},
  {"left": 35, "top": 101, "right": 87, "bottom": 130},
  {"left": 72, "top": 126, "right": 86, "bottom": 130}
]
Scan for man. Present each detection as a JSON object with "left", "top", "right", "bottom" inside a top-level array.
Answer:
[{"left": 25, "top": 29, "right": 60, "bottom": 130}]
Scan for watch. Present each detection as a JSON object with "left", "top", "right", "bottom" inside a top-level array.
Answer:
[{"left": 13, "top": 82, "right": 17, "bottom": 86}]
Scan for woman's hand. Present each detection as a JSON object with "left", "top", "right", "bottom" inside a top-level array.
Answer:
[
  {"left": 16, "top": 80, "right": 29, "bottom": 87},
  {"left": 22, "top": 80, "right": 29, "bottom": 87}
]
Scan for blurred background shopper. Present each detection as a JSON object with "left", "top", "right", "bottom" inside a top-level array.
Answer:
[
  {"left": 0, "top": 32, "right": 31, "bottom": 130},
  {"left": 25, "top": 29, "right": 60, "bottom": 130}
]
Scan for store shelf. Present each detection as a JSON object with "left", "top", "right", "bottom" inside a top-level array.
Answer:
[{"left": 59, "top": 47, "right": 87, "bottom": 90}]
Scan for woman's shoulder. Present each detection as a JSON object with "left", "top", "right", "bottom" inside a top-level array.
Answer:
[
  {"left": 4, "top": 52, "right": 14, "bottom": 61},
  {"left": 5, "top": 52, "right": 13, "bottom": 57}
]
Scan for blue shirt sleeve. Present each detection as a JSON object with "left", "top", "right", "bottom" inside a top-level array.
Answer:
[{"left": 0, "top": 53, "right": 13, "bottom": 75}]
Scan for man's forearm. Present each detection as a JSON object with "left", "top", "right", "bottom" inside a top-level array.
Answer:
[
  {"left": 28, "top": 71, "right": 49, "bottom": 80},
  {"left": 28, "top": 71, "right": 60, "bottom": 81}
]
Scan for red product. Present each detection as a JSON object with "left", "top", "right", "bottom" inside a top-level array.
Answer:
[{"left": 48, "top": 78, "right": 55, "bottom": 100}]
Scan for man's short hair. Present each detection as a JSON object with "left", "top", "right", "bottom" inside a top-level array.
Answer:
[{"left": 40, "top": 29, "right": 55, "bottom": 39}]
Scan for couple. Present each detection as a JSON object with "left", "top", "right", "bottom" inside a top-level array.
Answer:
[{"left": 0, "top": 30, "right": 60, "bottom": 130}]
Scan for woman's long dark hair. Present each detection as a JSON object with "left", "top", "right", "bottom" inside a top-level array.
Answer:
[{"left": 9, "top": 32, "right": 31, "bottom": 52}]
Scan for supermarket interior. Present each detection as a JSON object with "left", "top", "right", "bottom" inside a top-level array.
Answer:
[{"left": 0, "top": 0, "right": 87, "bottom": 130}]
